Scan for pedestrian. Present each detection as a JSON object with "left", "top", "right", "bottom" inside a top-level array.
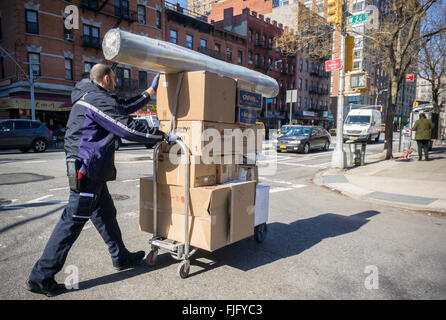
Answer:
[
  {"left": 412, "top": 112, "right": 434, "bottom": 161},
  {"left": 26, "top": 64, "right": 167, "bottom": 297}
]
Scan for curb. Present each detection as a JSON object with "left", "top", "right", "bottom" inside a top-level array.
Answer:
[{"left": 312, "top": 168, "right": 446, "bottom": 219}]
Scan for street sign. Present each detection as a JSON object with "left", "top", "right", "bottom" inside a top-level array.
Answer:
[
  {"left": 405, "top": 74, "right": 414, "bottom": 82},
  {"left": 286, "top": 89, "right": 297, "bottom": 103},
  {"left": 325, "top": 59, "right": 342, "bottom": 71},
  {"left": 346, "top": 13, "right": 370, "bottom": 25}
]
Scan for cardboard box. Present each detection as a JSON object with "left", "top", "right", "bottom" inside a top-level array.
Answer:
[
  {"left": 139, "top": 178, "right": 256, "bottom": 251},
  {"left": 156, "top": 153, "right": 216, "bottom": 187},
  {"left": 157, "top": 71, "right": 236, "bottom": 123},
  {"left": 254, "top": 185, "right": 269, "bottom": 226},
  {"left": 235, "top": 107, "right": 258, "bottom": 125},
  {"left": 216, "top": 164, "right": 239, "bottom": 184},
  {"left": 160, "top": 121, "right": 261, "bottom": 156}
]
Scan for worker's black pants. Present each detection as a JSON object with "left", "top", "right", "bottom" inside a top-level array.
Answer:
[
  {"left": 416, "top": 140, "right": 430, "bottom": 160},
  {"left": 29, "top": 177, "right": 130, "bottom": 284}
]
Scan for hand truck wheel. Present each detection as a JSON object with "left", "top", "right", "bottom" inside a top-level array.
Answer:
[
  {"left": 254, "top": 223, "right": 267, "bottom": 243},
  {"left": 146, "top": 250, "right": 158, "bottom": 267},
  {"left": 177, "top": 260, "right": 190, "bottom": 279}
]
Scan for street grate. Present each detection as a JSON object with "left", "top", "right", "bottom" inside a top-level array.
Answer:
[
  {"left": 368, "top": 192, "right": 437, "bottom": 205},
  {"left": 323, "top": 175, "right": 349, "bottom": 184}
]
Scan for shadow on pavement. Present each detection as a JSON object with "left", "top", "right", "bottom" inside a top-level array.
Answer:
[
  {"left": 0, "top": 204, "right": 65, "bottom": 234},
  {"left": 67, "top": 210, "right": 379, "bottom": 290}
]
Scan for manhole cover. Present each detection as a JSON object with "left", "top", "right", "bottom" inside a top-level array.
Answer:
[
  {"left": 111, "top": 194, "right": 130, "bottom": 201},
  {"left": 0, "top": 173, "right": 54, "bottom": 185}
]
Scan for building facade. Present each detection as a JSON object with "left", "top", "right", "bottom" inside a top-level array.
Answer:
[{"left": 0, "top": 0, "right": 163, "bottom": 129}]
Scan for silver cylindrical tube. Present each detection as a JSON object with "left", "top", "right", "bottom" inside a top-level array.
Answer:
[{"left": 102, "top": 28, "right": 279, "bottom": 98}]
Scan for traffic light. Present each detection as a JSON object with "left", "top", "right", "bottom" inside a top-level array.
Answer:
[
  {"left": 344, "top": 34, "right": 354, "bottom": 72},
  {"left": 327, "top": 0, "right": 343, "bottom": 26}
]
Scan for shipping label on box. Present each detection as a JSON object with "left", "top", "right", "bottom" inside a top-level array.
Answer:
[
  {"left": 238, "top": 90, "right": 262, "bottom": 110},
  {"left": 156, "top": 71, "right": 236, "bottom": 123},
  {"left": 235, "top": 107, "right": 257, "bottom": 125}
]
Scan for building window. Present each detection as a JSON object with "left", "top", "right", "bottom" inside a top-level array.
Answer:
[
  {"left": 254, "top": 53, "right": 259, "bottom": 66},
  {"left": 65, "top": 59, "right": 73, "bottom": 80},
  {"left": 226, "top": 47, "right": 232, "bottom": 62},
  {"left": 0, "top": 57, "right": 4, "bottom": 79},
  {"left": 248, "top": 29, "right": 253, "bottom": 43},
  {"left": 248, "top": 51, "right": 253, "bottom": 65},
  {"left": 83, "top": 24, "right": 100, "bottom": 48},
  {"left": 353, "top": 1, "right": 365, "bottom": 13},
  {"left": 26, "top": 10, "right": 39, "bottom": 34},
  {"left": 298, "top": 78, "right": 302, "bottom": 90},
  {"left": 138, "top": 71, "right": 147, "bottom": 89},
  {"left": 298, "top": 96, "right": 301, "bottom": 108},
  {"left": 114, "top": 0, "right": 129, "bottom": 18},
  {"left": 305, "top": 79, "right": 308, "bottom": 91},
  {"left": 255, "top": 32, "right": 260, "bottom": 44},
  {"left": 299, "top": 59, "right": 303, "bottom": 72},
  {"left": 170, "top": 30, "right": 177, "bottom": 44},
  {"left": 186, "top": 35, "right": 193, "bottom": 49},
  {"left": 82, "top": 0, "right": 99, "bottom": 9},
  {"left": 200, "top": 39, "right": 207, "bottom": 48},
  {"left": 214, "top": 43, "right": 221, "bottom": 52},
  {"left": 238, "top": 50, "right": 243, "bottom": 65},
  {"left": 116, "top": 67, "right": 130, "bottom": 89},
  {"left": 156, "top": 11, "right": 162, "bottom": 29},
  {"left": 137, "top": 5, "right": 146, "bottom": 24},
  {"left": 305, "top": 60, "right": 309, "bottom": 72},
  {"left": 28, "top": 53, "right": 40, "bottom": 77}
]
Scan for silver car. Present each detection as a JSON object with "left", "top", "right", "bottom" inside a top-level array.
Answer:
[{"left": 0, "top": 119, "right": 53, "bottom": 152}]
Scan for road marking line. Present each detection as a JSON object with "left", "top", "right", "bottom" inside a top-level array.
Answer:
[
  {"left": 27, "top": 195, "right": 53, "bottom": 203},
  {"left": 49, "top": 187, "right": 69, "bottom": 191},
  {"left": 270, "top": 187, "right": 293, "bottom": 193},
  {"left": 22, "top": 160, "right": 47, "bottom": 164},
  {"left": 292, "top": 184, "right": 307, "bottom": 188},
  {"left": 271, "top": 180, "right": 293, "bottom": 185},
  {"left": 122, "top": 179, "right": 139, "bottom": 183}
]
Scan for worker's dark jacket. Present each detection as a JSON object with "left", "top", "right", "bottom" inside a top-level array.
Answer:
[{"left": 64, "top": 79, "right": 164, "bottom": 182}]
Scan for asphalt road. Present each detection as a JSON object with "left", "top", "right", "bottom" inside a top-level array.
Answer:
[{"left": 1, "top": 135, "right": 445, "bottom": 300}]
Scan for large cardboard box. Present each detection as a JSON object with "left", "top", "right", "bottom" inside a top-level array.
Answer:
[
  {"left": 139, "top": 178, "right": 256, "bottom": 251},
  {"left": 156, "top": 153, "right": 216, "bottom": 187},
  {"left": 157, "top": 71, "right": 236, "bottom": 123},
  {"left": 160, "top": 120, "right": 261, "bottom": 156}
]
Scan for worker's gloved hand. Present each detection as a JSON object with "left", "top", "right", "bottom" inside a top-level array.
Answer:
[
  {"left": 150, "top": 73, "right": 160, "bottom": 92},
  {"left": 165, "top": 132, "right": 179, "bottom": 143}
]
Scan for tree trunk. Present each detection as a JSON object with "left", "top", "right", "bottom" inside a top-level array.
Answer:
[{"left": 383, "top": 78, "right": 399, "bottom": 159}]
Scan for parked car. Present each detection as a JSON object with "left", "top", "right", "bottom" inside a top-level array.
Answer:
[
  {"left": 0, "top": 119, "right": 53, "bottom": 153},
  {"left": 114, "top": 115, "right": 160, "bottom": 150},
  {"left": 277, "top": 125, "right": 330, "bottom": 154}
]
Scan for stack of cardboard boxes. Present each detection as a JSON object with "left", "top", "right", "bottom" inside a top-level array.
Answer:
[{"left": 139, "top": 71, "right": 265, "bottom": 251}]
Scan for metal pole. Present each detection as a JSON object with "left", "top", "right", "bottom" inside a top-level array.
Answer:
[
  {"left": 289, "top": 102, "right": 292, "bottom": 124},
  {"left": 29, "top": 61, "right": 36, "bottom": 121},
  {"left": 398, "top": 82, "right": 406, "bottom": 152},
  {"left": 331, "top": 31, "right": 347, "bottom": 168}
]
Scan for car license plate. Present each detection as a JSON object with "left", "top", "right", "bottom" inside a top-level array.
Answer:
[{"left": 280, "top": 145, "right": 286, "bottom": 149}]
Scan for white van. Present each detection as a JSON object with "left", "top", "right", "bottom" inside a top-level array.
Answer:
[
  {"left": 343, "top": 108, "right": 382, "bottom": 143},
  {"left": 115, "top": 115, "right": 160, "bottom": 150}
]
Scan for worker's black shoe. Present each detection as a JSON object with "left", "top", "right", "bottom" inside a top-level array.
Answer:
[
  {"left": 113, "top": 251, "right": 145, "bottom": 271},
  {"left": 26, "top": 278, "right": 66, "bottom": 297}
]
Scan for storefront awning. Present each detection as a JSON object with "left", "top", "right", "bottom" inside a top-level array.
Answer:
[{"left": 0, "top": 95, "right": 72, "bottom": 112}]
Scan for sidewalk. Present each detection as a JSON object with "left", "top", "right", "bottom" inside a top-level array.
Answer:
[{"left": 313, "top": 142, "right": 446, "bottom": 217}]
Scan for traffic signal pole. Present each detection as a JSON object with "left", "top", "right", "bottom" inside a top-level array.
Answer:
[
  {"left": 331, "top": 30, "right": 347, "bottom": 168},
  {"left": 398, "top": 81, "right": 406, "bottom": 152}
]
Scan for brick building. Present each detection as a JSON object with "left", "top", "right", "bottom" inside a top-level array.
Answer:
[{"left": 0, "top": 0, "right": 163, "bottom": 129}]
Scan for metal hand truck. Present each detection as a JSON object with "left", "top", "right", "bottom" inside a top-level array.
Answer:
[{"left": 145, "top": 137, "right": 198, "bottom": 279}]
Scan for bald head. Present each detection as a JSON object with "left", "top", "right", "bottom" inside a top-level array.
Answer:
[
  {"left": 90, "top": 64, "right": 112, "bottom": 83},
  {"left": 89, "top": 64, "right": 116, "bottom": 91}
]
